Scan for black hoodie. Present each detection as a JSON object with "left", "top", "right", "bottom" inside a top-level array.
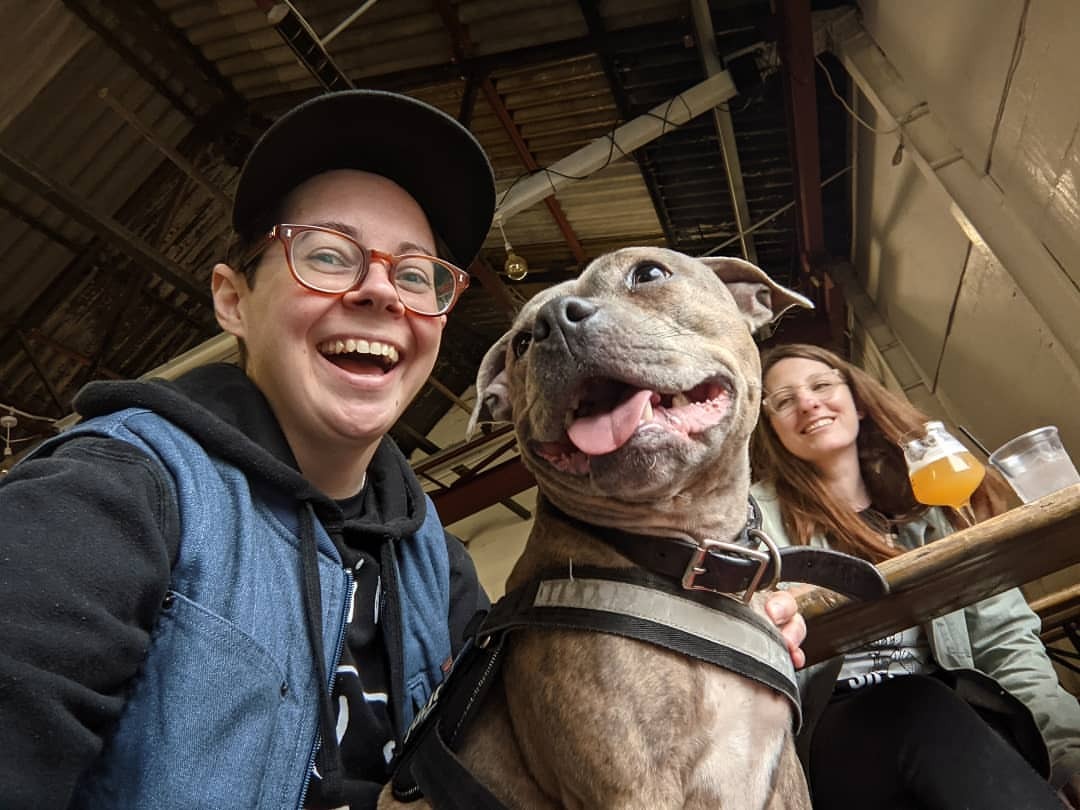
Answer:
[{"left": 0, "top": 363, "right": 488, "bottom": 809}]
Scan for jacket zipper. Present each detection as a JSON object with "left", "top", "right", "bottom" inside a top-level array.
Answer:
[{"left": 297, "top": 566, "right": 355, "bottom": 808}]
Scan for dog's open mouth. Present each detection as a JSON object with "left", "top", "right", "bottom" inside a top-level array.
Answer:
[{"left": 532, "top": 377, "right": 733, "bottom": 473}]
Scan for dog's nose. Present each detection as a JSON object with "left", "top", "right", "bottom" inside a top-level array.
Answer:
[{"left": 534, "top": 296, "right": 597, "bottom": 343}]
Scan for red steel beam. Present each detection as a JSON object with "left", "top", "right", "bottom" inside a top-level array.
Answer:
[
  {"left": 775, "top": 0, "right": 825, "bottom": 268},
  {"left": 431, "top": 457, "right": 536, "bottom": 526},
  {"left": 432, "top": 0, "right": 587, "bottom": 266},
  {"left": 775, "top": 0, "right": 846, "bottom": 347},
  {"left": 480, "top": 78, "right": 588, "bottom": 265}
]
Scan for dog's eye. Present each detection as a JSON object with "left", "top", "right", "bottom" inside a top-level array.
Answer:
[
  {"left": 511, "top": 331, "right": 532, "bottom": 359},
  {"left": 628, "top": 262, "right": 671, "bottom": 288}
]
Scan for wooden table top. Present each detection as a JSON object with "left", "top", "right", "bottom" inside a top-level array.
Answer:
[{"left": 796, "top": 484, "right": 1080, "bottom": 666}]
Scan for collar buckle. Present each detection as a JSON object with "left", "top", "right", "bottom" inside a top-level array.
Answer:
[{"left": 681, "top": 529, "right": 782, "bottom": 603}]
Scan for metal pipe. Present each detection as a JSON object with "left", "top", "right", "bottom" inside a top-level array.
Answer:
[
  {"left": 321, "top": 0, "right": 379, "bottom": 46},
  {"left": 495, "top": 72, "right": 738, "bottom": 221}
]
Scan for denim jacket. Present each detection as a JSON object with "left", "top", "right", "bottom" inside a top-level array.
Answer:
[{"left": 47, "top": 407, "right": 452, "bottom": 809}]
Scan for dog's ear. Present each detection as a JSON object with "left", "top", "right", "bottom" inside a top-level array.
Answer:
[
  {"left": 467, "top": 333, "right": 514, "bottom": 438},
  {"left": 699, "top": 256, "right": 814, "bottom": 333}
]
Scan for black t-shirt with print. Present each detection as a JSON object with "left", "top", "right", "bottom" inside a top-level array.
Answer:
[{"left": 304, "top": 490, "right": 394, "bottom": 809}]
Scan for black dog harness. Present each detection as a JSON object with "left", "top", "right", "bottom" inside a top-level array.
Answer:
[{"left": 389, "top": 500, "right": 887, "bottom": 808}]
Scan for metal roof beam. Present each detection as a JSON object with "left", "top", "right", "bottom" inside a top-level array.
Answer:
[
  {"left": 429, "top": 0, "right": 536, "bottom": 307},
  {"left": 777, "top": 0, "right": 844, "bottom": 345},
  {"left": 431, "top": 0, "right": 586, "bottom": 266},
  {"left": 62, "top": 0, "right": 242, "bottom": 121},
  {"left": 247, "top": 21, "right": 691, "bottom": 115},
  {"left": 776, "top": 0, "right": 825, "bottom": 267},
  {"left": 481, "top": 78, "right": 588, "bottom": 265},
  {"left": 16, "top": 332, "right": 66, "bottom": 415},
  {"left": 255, "top": 0, "right": 354, "bottom": 92},
  {"left": 576, "top": 0, "right": 677, "bottom": 246},
  {"left": 0, "top": 147, "right": 211, "bottom": 305},
  {"left": 690, "top": 0, "right": 758, "bottom": 264},
  {"left": 430, "top": 457, "right": 535, "bottom": 526}
]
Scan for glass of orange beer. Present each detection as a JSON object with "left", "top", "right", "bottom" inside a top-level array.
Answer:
[{"left": 901, "top": 421, "right": 986, "bottom": 526}]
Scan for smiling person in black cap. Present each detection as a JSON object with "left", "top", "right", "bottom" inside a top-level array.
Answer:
[{"left": 0, "top": 90, "right": 808, "bottom": 809}]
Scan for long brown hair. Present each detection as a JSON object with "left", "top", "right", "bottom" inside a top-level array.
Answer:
[{"left": 751, "top": 344, "right": 1009, "bottom": 563}]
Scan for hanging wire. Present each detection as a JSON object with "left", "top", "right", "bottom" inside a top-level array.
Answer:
[
  {"left": 814, "top": 54, "right": 899, "bottom": 136},
  {"left": 0, "top": 402, "right": 59, "bottom": 424},
  {"left": 495, "top": 216, "right": 513, "bottom": 253},
  {"left": 493, "top": 86, "right": 700, "bottom": 215}
]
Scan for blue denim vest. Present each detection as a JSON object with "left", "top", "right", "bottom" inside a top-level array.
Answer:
[{"left": 41, "top": 407, "right": 451, "bottom": 809}]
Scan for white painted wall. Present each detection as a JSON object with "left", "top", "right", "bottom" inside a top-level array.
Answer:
[
  {"left": 853, "top": 0, "right": 1080, "bottom": 455},
  {"left": 852, "top": 0, "right": 1080, "bottom": 687}
]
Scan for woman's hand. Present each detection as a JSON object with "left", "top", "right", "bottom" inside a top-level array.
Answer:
[{"left": 765, "top": 590, "right": 807, "bottom": 669}]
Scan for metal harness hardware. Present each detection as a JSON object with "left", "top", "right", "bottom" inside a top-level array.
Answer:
[{"left": 681, "top": 527, "right": 783, "bottom": 602}]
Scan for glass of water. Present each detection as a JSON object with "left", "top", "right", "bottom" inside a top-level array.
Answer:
[{"left": 989, "top": 426, "right": 1080, "bottom": 503}]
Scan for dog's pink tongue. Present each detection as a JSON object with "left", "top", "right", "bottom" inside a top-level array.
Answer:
[{"left": 566, "top": 389, "right": 654, "bottom": 456}]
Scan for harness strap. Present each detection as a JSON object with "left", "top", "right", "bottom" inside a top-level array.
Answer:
[
  {"left": 388, "top": 562, "right": 808, "bottom": 808},
  {"left": 390, "top": 635, "right": 509, "bottom": 808},
  {"left": 481, "top": 566, "right": 801, "bottom": 726}
]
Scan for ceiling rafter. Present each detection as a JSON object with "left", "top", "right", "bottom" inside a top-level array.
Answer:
[
  {"left": 690, "top": 0, "right": 759, "bottom": 265},
  {"left": 23, "top": 329, "right": 122, "bottom": 379},
  {"left": 16, "top": 332, "right": 66, "bottom": 415},
  {"left": 62, "top": 0, "right": 242, "bottom": 120},
  {"left": 254, "top": 0, "right": 353, "bottom": 91},
  {"left": 101, "top": 0, "right": 244, "bottom": 109},
  {"left": 61, "top": 0, "right": 198, "bottom": 120},
  {"left": 0, "top": 197, "right": 88, "bottom": 255},
  {"left": 248, "top": 20, "right": 691, "bottom": 115},
  {"left": 434, "top": 0, "right": 587, "bottom": 266},
  {"left": 481, "top": 77, "right": 588, "bottom": 265},
  {"left": 86, "top": 172, "right": 195, "bottom": 382},
  {"left": 575, "top": 0, "right": 676, "bottom": 246},
  {"left": 0, "top": 147, "right": 210, "bottom": 304}
]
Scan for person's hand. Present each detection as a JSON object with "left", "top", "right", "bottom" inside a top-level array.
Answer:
[
  {"left": 1058, "top": 773, "right": 1080, "bottom": 808},
  {"left": 764, "top": 590, "right": 807, "bottom": 669}
]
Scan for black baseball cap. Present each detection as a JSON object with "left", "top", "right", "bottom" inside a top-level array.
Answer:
[{"left": 232, "top": 90, "right": 496, "bottom": 266}]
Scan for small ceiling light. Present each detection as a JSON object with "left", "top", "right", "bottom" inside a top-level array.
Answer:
[
  {"left": 496, "top": 217, "right": 529, "bottom": 281},
  {"left": 891, "top": 136, "right": 905, "bottom": 167}
]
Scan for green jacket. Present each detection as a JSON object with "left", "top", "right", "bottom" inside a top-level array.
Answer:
[{"left": 752, "top": 480, "right": 1080, "bottom": 789}]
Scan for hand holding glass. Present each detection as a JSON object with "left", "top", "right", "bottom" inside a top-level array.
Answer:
[{"left": 901, "top": 421, "right": 985, "bottom": 526}]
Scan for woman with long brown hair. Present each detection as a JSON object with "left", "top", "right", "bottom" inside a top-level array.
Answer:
[{"left": 752, "top": 342, "right": 1080, "bottom": 809}]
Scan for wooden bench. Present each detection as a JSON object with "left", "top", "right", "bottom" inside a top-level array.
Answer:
[
  {"left": 796, "top": 484, "right": 1080, "bottom": 666},
  {"left": 1030, "top": 583, "right": 1080, "bottom": 642},
  {"left": 1029, "top": 583, "right": 1080, "bottom": 678}
]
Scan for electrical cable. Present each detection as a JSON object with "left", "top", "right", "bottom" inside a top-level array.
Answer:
[
  {"left": 493, "top": 83, "right": 716, "bottom": 215},
  {"left": 814, "top": 54, "right": 898, "bottom": 136},
  {"left": 0, "top": 402, "right": 59, "bottom": 424}
]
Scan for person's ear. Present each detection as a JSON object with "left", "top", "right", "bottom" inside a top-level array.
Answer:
[{"left": 212, "top": 262, "right": 249, "bottom": 339}]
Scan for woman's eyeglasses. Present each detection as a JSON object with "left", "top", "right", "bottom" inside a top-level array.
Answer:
[
  {"left": 763, "top": 369, "right": 847, "bottom": 416},
  {"left": 242, "top": 224, "right": 471, "bottom": 317}
]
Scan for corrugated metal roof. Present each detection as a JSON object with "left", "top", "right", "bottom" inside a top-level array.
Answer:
[{"left": 0, "top": 0, "right": 844, "bottom": 475}]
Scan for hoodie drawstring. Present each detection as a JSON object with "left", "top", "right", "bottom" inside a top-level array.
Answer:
[{"left": 298, "top": 503, "right": 344, "bottom": 796}]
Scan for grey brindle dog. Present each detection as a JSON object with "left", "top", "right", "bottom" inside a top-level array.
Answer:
[{"left": 381, "top": 247, "right": 816, "bottom": 809}]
